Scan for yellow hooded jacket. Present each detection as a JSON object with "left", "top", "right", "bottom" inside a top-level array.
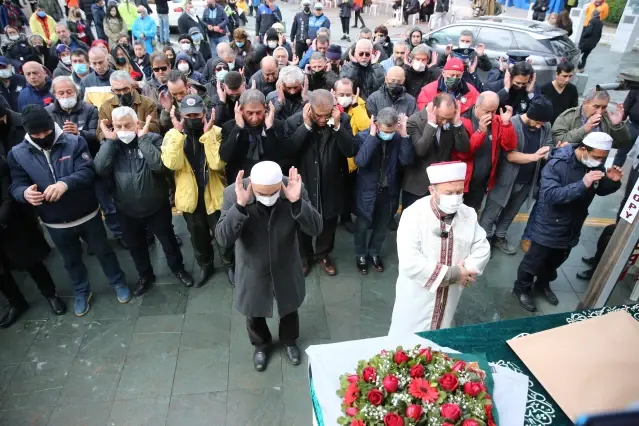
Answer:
[
  {"left": 161, "top": 128, "right": 227, "bottom": 215},
  {"left": 346, "top": 97, "right": 371, "bottom": 172}
]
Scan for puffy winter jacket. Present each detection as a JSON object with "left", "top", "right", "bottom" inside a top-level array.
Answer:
[
  {"left": 416, "top": 77, "right": 479, "bottom": 114},
  {"left": 46, "top": 100, "right": 100, "bottom": 156},
  {"left": 17, "top": 78, "right": 55, "bottom": 111},
  {"left": 339, "top": 62, "right": 385, "bottom": 101},
  {"left": 307, "top": 14, "right": 330, "bottom": 40},
  {"left": 366, "top": 85, "right": 417, "bottom": 118},
  {"left": 255, "top": 3, "right": 281, "bottom": 36}
]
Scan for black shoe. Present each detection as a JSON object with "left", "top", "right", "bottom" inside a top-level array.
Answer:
[
  {"left": 541, "top": 287, "right": 559, "bottom": 305},
  {"left": 0, "top": 304, "right": 28, "bottom": 328},
  {"left": 196, "top": 264, "right": 214, "bottom": 288},
  {"left": 46, "top": 296, "right": 67, "bottom": 315},
  {"left": 133, "top": 274, "right": 156, "bottom": 297},
  {"left": 351, "top": 25, "right": 358, "bottom": 28},
  {"left": 513, "top": 289, "right": 536, "bottom": 312},
  {"left": 175, "top": 270, "right": 195, "bottom": 288},
  {"left": 356, "top": 256, "right": 368, "bottom": 275},
  {"left": 226, "top": 267, "right": 235, "bottom": 286},
  {"left": 117, "top": 237, "right": 129, "bottom": 250},
  {"left": 576, "top": 268, "right": 594, "bottom": 280},
  {"left": 285, "top": 344, "right": 301, "bottom": 365},
  {"left": 344, "top": 221, "right": 355, "bottom": 234},
  {"left": 253, "top": 348, "right": 268, "bottom": 371},
  {"left": 581, "top": 256, "right": 596, "bottom": 267},
  {"left": 371, "top": 255, "right": 384, "bottom": 272}
]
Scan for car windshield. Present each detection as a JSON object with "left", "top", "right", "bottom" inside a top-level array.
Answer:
[{"left": 543, "top": 35, "right": 577, "bottom": 56}]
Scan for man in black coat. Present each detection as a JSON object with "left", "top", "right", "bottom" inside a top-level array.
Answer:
[
  {"left": 284, "top": 89, "right": 358, "bottom": 276},
  {"left": 249, "top": 56, "right": 279, "bottom": 97},
  {"left": 209, "top": 70, "right": 246, "bottom": 126},
  {"left": 339, "top": 39, "right": 385, "bottom": 101}
]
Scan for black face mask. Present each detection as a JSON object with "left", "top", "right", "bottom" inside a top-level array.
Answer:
[
  {"left": 31, "top": 130, "right": 56, "bottom": 150},
  {"left": 115, "top": 57, "right": 127, "bottom": 65},
  {"left": 227, "top": 94, "right": 240, "bottom": 104},
  {"left": 284, "top": 91, "right": 302, "bottom": 100},
  {"left": 331, "top": 63, "right": 340, "bottom": 73},
  {"left": 208, "top": 4, "right": 215, "bottom": 9},
  {"left": 117, "top": 93, "right": 134, "bottom": 107},
  {"left": 386, "top": 83, "right": 403, "bottom": 97},
  {"left": 184, "top": 118, "right": 204, "bottom": 133},
  {"left": 303, "top": 5, "right": 310, "bottom": 12}
]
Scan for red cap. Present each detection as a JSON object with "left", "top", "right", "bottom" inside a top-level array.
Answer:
[{"left": 444, "top": 58, "right": 464, "bottom": 72}]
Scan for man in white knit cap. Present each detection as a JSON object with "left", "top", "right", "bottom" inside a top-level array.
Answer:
[{"left": 389, "top": 161, "right": 490, "bottom": 334}]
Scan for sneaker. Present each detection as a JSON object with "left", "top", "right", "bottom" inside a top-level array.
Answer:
[
  {"left": 493, "top": 237, "right": 517, "bottom": 255},
  {"left": 74, "top": 292, "right": 93, "bottom": 317},
  {"left": 115, "top": 285, "right": 131, "bottom": 304}
]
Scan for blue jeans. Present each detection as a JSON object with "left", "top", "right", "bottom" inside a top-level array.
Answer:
[
  {"left": 95, "top": 178, "right": 122, "bottom": 238},
  {"left": 354, "top": 189, "right": 393, "bottom": 257},
  {"left": 158, "top": 14, "right": 170, "bottom": 44},
  {"left": 208, "top": 35, "right": 229, "bottom": 57},
  {"left": 46, "top": 215, "right": 126, "bottom": 298}
]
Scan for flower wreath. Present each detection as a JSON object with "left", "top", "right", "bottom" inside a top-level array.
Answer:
[{"left": 336, "top": 345, "right": 497, "bottom": 426}]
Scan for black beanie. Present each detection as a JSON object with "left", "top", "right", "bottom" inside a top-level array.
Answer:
[
  {"left": 22, "top": 104, "right": 55, "bottom": 135},
  {"left": 265, "top": 28, "right": 278, "bottom": 41},
  {"left": 526, "top": 95, "right": 553, "bottom": 123}
]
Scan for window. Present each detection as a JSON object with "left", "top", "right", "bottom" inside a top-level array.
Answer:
[
  {"left": 428, "top": 26, "right": 469, "bottom": 46},
  {"left": 476, "top": 27, "right": 515, "bottom": 51},
  {"left": 513, "top": 31, "right": 549, "bottom": 53}
]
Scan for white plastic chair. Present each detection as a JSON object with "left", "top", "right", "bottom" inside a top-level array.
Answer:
[{"left": 368, "top": 2, "right": 378, "bottom": 15}]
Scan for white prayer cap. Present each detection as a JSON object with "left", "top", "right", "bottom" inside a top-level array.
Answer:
[
  {"left": 427, "top": 161, "right": 467, "bottom": 184},
  {"left": 583, "top": 132, "right": 613, "bottom": 151},
  {"left": 250, "top": 161, "right": 283, "bottom": 185}
]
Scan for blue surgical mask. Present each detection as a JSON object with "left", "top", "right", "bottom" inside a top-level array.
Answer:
[
  {"left": 37, "top": 11, "right": 46, "bottom": 17},
  {"left": 216, "top": 70, "right": 228, "bottom": 82},
  {"left": 235, "top": 41, "right": 244, "bottom": 47},
  {"left": 192, "top": 34, "right": 202, "bottom": 43},
  {"left": 378, "top": 131, "right": 395, "bottom": 141},
  {"left": 73, "top": 63, "right": 88, "bottom": 74}
]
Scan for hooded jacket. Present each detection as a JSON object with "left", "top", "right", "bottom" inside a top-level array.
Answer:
[
  {"left": 53, "top": 59, "right": 72, "bottom": 78},
  {"left": 175, "top": 52, "right": 207, "bottom": 85},
  {"left": 132, "top": 14, "right": 156, "bottom": 54},
  {"left": 402, "top": 63, "right": 440, "bottom": 98},
  {"left": 177, "top": 36, "right": 207, "bottom": 74},
  {"left": 579, "top": 15, "right": 603, "bottom": 51},
  {"left": 17, "top": 77, "right": 54, "bottom": 111},
  {"left": 405, "top": 27, "right": 423, "bottom": 51},
  {"left": 189, "top": 27, "right": 212, "bottom": 65},
  {"left": 46, "top": 99, "right": 100, "bottom": 156},
  {"left": 416, "top": 76, "right": 479, "bottom": 114}
]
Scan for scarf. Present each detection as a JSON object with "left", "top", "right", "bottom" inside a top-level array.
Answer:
[
  {"left": 246, "top": 125, "right": 266, "bottom": 161},
  {"left": 37, "top": 15, "right": 51, "bottom": 41},
  {"left": 316, "top": 125, "right": 331, "bottom": 157}
]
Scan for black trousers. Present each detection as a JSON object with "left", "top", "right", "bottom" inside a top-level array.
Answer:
[
  {"left": 340, "top": 16, "right": 350, "bottom": 34},
  {"left": 0, "top": 261, "right": 56, "bottom": 307},
  {"left": 514, "top": 241, "right": 571, "bottom": 292},
  {"left": 579, "top": 48, "right": 593, "bottom": 69},
  {"left": 183, "top": 203, "right": 234, "bottom": 268},
  {"left": 353, "top": 10, "right": 365, "bottom": 27},
  {"left": 247, "top": 310, "right": 299, "bottom": 349},
  {"left": 294, "top": 40, "right": 308, "bottom": 60},
  {"left": 118, "top": 202, "right": 184, "bottom": 278},
  {"left": 299, "top": 216, "right": 339, "bottom": 259}
]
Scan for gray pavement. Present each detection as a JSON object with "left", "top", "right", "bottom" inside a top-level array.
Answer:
[{"left": 1, "top": 6, "right": 638, "bottom": 425}]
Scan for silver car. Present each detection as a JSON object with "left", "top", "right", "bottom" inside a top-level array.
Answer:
[{"left": 424, "top": 16, "right": 580, "bottom": 86}]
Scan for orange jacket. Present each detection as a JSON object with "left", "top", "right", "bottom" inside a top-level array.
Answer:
[{"left": 584, "top": 1, "right": 608, "bottom": 26}]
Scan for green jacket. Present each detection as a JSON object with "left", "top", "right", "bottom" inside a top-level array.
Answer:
[{"left": 551, "top": 106, "right": 630, "bottom": 149}]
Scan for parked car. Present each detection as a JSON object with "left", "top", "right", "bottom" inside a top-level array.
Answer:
[
  {"left": 149, "top": 0, "right": 206, "bottom": 30},
  {"left": 423, "top": 16, "right": 580, "bottom": 86}
]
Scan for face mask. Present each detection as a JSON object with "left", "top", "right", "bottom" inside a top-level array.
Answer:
[
  {"left": 8, "top": 34, "right": 19, "bottom": 41},
  {"left": 303, "top": 5, "right": 310, "bottom": 12},
  {"left": 582, "top": 152, "right": 601, "bottom": 168},
  {"left": 227, "top": 62, "right": 235, "bottom": 70},
  {"left": 208, "top": 4, "right": 215, "bottom": 9},
  {"left": 192, "top": 34, "right": 202, "bottom": 43},
  {"left": 227, "top": 93, "right": 240, "bottom": 103},
  {"left": 0, "top": 69, "right": 12, "bottom": 79},
  {"left": 412, "top": 61, "right": 425, "bottom": 72},
  {"left": 58, "top": 96, "right": 77, "bottom": 109},
  {"left": 117, "top": 130, "right": 136, "bottom": 144},
  {"left": 117, "top": 93, "right": 134, "bottom": 107},
  {"left": 235, "top": 41, "right": 244, "bottom": 47},
  {"left": 331, "top": 63, "right": 340, "bottom": 73},
  {"left": 284, "top": 91, "right": 301, "bottom": 100},
  {"left": 177, "top": 62, "right": 190, "bottom": 72},
  {"left": 337, "top": 96, "right": 353, "bottom": 108},
  {"left": 378, "top": 131, "right": 395, "bottom": 141},
  {"left": 216, "top": 70, "right": 228, "bottom": 82},
  {"left": 311, "top": 70, "right": 325, "bottom": 79},
  {"left": 458, "top": 41, "right": 472, "bottom": 49},
  {"left": 256, "top": 190, "right": 280, "bottom": 206},
  {"left": 445, "top": 76, "right": 461, "bottom": 90},
  {"left": 72, "top": 63, "right": 88, "bottom": 74},
  {"left": 115, "top": 57, "right": 127, "bottom": 65},
  {"left": 31, "top": 131, "right": 55, "bottom": 150},
  {"left": 386, "top": 82, "right": 402, "bottom": 97},
  {"left": 184, "top": 117, "right": 204, "bottom": 133},
  {"left": 180, "top": 43, "right": 191, "bottom": 51},
  {"left": 37, "top": 11, "right": 46, "bottom": 17},
  {"left": 61, "top": 56, "right": 71, "bottom": 65},
  {"left": 267, "top": 41, "right": 278, "bottom": 49},
  {"left": 437, "top": 192, "right": 463, "bottom": 214}
]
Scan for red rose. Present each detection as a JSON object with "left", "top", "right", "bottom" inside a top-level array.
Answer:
[
  {"left": 394, "top": 350, "right": 409, "bottom": 364},
  {"left": 463, "top": 381, "right": 483, "bottom": 397},
  {"left": 351, "top": 420, "right": 365, "bottom": 426},
  {"left": 418, "top": 348, "right": 432, "bottom": 362},
  {"left": 405, "top": 404, "right": 423, "bottom": 420},
  {"left": 362, "top": 366, "right": 377, "bottom": 383},
  {"left": 451, "top": 360, "right": 466, "bottom": 372},
  {"left": 345, "top": 407, "right": 358, "bottom": 416},
  {"left": 410, "top": 364, "right": 425, "bottom": 378},
  {"left": 383, "top": 412, "right": 404, "bottom": 426},
  {"left": 383, "top": 375, "right": 399, "bottom": 393},
  {"left": 344, "top": 383, "right": 359, "bottom": 405},
  {"left": 462, "top": 420, "right": 480, "bottom": 426},
  {"left": 347, "top": 374, "right": 359, "bottom": 384},
  {"left": 438, "top": 373, "right": 459, "bottom": 392},
  {"left": 367, "top": 389, "right": 384, "bottom": 406},
  {"left": 440, "top": 403, "right": 462, "bottom": 422}
]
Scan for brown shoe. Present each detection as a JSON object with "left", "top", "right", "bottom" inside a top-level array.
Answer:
[
  {"left": 302, "top": 257, "right": 310, "bottom": 277},
  {"left": 319, "top": 256, "right": 337, "bottom": 276},
  {"left": 520, "top": 239, "right": 531, "bottom": 253}
]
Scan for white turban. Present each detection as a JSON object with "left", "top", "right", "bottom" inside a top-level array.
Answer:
[
  {"left": 250, "top": 161, "right": 283, "bottom": 185},
  {"left": 427, "top": 161, "right": 467, "bottom": 184},
  {"left": 583, "top": 132, "right": 613, "bottom": 151}
]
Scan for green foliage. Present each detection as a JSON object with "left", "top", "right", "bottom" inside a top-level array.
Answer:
[{"left": 607, "top": 0, "right": 627, "bottom": 25}]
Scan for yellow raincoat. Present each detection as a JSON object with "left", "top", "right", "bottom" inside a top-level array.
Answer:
[
  {"left": 346, "top": 97, "right": 371, "bottom": 172},
  {"left": 161, "top": 128, "right": 227, "bottom": 214}
]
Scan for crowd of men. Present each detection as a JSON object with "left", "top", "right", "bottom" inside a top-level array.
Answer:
[{"left": 0, "top": 1, "right": 637, "bottom": 372}]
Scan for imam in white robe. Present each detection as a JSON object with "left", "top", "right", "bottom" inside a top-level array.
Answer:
[{"left": 389, "top": 196, "right": 491, "bottom": 335}]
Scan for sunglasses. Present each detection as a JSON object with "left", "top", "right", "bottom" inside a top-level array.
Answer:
[
  {"left": 358, "top": 52, "right": 371, "bottom": 57},
  {"left": 152, "top": 66, "right": 168, "bottom": 72}
]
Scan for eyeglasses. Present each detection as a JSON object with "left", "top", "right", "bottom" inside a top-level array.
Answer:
[
  {"left": 357, "top": 52, "right": 371, "bottom": 57},
  {"left": 152, "top": 66, "right": 168, "bottom": 72}
]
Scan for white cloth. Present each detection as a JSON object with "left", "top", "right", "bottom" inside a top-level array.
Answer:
[
  {"left": 389, "top": 196, "right": 490, "bottom": 335},
  {"left": 427, "top": 161, "right": 466, "bottom": 184}
]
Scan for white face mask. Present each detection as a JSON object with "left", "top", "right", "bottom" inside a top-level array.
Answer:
[
  {"left": 436, "top": 192, "right": 463, "bottom": 214},
  {"left": 227, "top": 61, "right": 235, "bottom": 70},
  {"left": 337, "top": 96, "right": 353, "bottom": 108},
  {"left": 117, "top": 130, "right": 136, "bottom": 144},
  {"left": 581, "top": 152, "right": 602, "bottom": 168},
  {"left": 58, "top": 96, "right": 77, "bottom": 110},
  {"left": 412, "top": 61, "right": 426, "bottom": 72},
  {"left": 61, "top": 56, "right": 71, "bottom": 65},
  {"left": 180, "top": 43, "right": 191, "bottom": 51},
  {"left": 256, "top": 190, "right": 280, "bottom": 206},
  {"left": 0, "top": 69, "right": 12, "bottom": 79},
  {"left": 458, "top": 41, "right": 472, "bottom": 49},
  {"left": 8, "top": 34, "right": 19, "bottom": 41},
  {"left": 177, "top": 62, "right": 190, "bottom": 72},
  {"left": 267, "top": 41, "right": 278, "bottom": 49}
]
